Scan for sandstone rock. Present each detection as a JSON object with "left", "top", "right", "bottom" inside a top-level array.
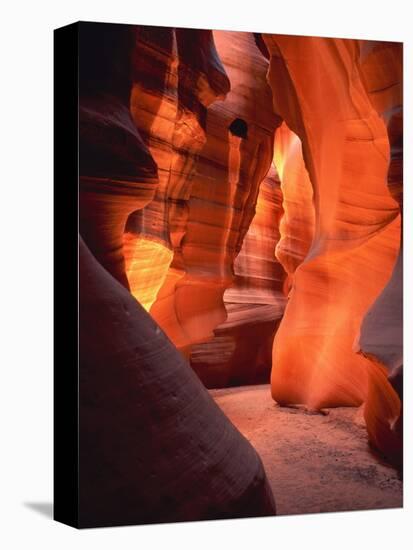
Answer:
[
  {"left": 79, "top": 23, "right": 158, "bottom": 288},
  {"left": 77, "top": 24, "right": 403, "bottom": 499},
  {"left": 190, "top": 166, "right": 287, "bottom": 387},
  {"left": 78, "top": 237, "right": 276, "bottom": 527},
  {"left": 263, "top": 36, "right": 401, "bottom": 448},
  {"left": 124, "top": 27, "right": 229, "bottom": 313},
  {"left": 357, "top": 41, "right": 403, "bottom": 371},
  {"left": 273, "top": 122, "right": 315, "bottom": 294},
  {"left": 152, "top": 30, "right": 280, "bottom": 352},
  {"left": 356, "top": 40, "right": 403, "bottom": 463}
]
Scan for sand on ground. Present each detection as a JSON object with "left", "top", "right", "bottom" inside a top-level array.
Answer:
[{"left": 210, "top": 384, "right": 402, "bottom": 516}]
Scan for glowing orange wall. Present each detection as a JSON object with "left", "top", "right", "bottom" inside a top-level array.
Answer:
[{"left": 264, "top": 35, "right": 401, "bottom": 460}]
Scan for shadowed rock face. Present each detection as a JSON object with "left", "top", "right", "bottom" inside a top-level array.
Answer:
[
  {"left": 79, "top": 23, "right": 159, "bottom": 289},
  {"left": 356, "top": 41, "right": 403, "bottom": 460},
  {"left": 79, "top": 237, "right": 276, "bottom": 527}
]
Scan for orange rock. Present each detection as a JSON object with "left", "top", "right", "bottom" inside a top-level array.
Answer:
[
  {"left": 78, "top": 23, "right": 403, "bottom": 475},
  {"left": 123, "top": 27, "right": 230, "bottom": 320},
  {"left": 154, "top": 30, "right": 280, "bottom": 351},
  {"left": 356, "top": 40, "right": 403, "bottom": 463},
  {"left": 191, "top": 166, "right": 287, "bottom": 387},
  {"left": 273, "top": 123, "right": 315, "bottom": 294},
  {"left": 263, "top": 36, "right": 401, "bottom": 433}
]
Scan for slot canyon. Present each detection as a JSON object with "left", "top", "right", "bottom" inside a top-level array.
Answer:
[{"left": 78, "top": 22, "right": 403, "bottom": 527}]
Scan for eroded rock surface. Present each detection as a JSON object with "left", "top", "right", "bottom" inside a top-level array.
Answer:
[
  {"left": 149, "top": 30, "right": 280, "bottom": 354},
  {"left": 78, "top": 23, "right": 276, "bottom": 526},
  {"left": 124, "top": 27, "right": 230, "bottom": 312},
  {"left": 77, "top": 25, "right": 403, "bottom": 517},
  {"left": 263, "top": 35, "right": 402, "bottom": 462},
  {"left": 191, "top": 166, "right": 286, "bottom": 387},
  {"left": 79, "top": 238, "right": 276, "bottom": 527},
  {"left": 79, "top": 23, "right": 159, "bottom": 288},
  {"left": 357, "top": 41, "right": 403, "bottom": 458}
]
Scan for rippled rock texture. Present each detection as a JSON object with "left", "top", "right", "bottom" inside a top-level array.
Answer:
[
  {"left": 79, "top": 23, "right": 159, "bottom": 289},
  {"left": 78, "top": 22, "right": 277, "bottom": 526},
  {"left": 191, "top": 165, "right": 286, "bottom": 387},
  {"left": 263, "top": 35, "right": 402, "bottom": 464},
  {"left": 146, "top": 30, "right": 281, "bottom": 354},
  {"left": 78, "top": 21, "right": 403, "bottom": 526},
  {"left": 79, "top": 237, "right": 275, "bottom": 527},
  {"left": 357, "top": 41, "right": 403, "bottom": 455}
]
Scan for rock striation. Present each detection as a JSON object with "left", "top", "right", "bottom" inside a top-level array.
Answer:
[
  {"left": 150, "top": 30, "right": 280, "bottom": 355},
  {"left": 273, "top": 123, "right": 315, "bottom": 294},
  {"left": 79, "top": 237, "right": 276, "bottom": 527},
  {"left": 78, "top": 23, "right": 276, "bottom": 526},
  {"left": 190, "top": 165, "right": 286, "bottom": 387},
  {"left": 124, "top": 27, "right": 230, "bottom": 312},
  {"left": 356, "top": 40, "right": 403, "bottom": 460},
  {"left": 79, "top": 23, "right": 159, "bottom": 289},
  {"left": 263, "top": 34, "right": 402, "bottom": 462},
  {"left": 78, "top": 23, "right": 403, "bottom": 510}
]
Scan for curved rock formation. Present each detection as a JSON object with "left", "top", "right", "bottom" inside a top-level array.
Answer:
[
  {"left": 77, "top": 25, "right": 403, "bottom": 524},
  {"left": 79, "top": 237, "right": 276, "bottom": 527},
  {"left": 273, "top": 123, "right": 315, "bottom": 294},
  {"left": 150, "top": 30, "right": 280, "bottom": 353},
  {"left": 190, "top": 165, "right": 287, "bottom": 387},
  {"left": 356, "top": 41, "right": 403, "bottom": 461},
  {"left": 123, "top": 27, "right": 178, "bottom": 307},
  {"left": 79, "top": 23, "right": 159, "bottom": 288},
  {"left": 124, "top": 27, "right": 230, "bottom": 312},
  {"left": 357, "top": 41, "right": 403, "bottom": 369},
  {"left": 263, "top": 36, "right": 401, "bottom": 459},
  {"left": 78, "top": 24, "right": 276, "bottom": 526}
]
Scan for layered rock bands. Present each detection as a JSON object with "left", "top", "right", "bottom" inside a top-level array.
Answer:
[{"left": 77, "top": 21, "right": 403, "bottom": 527}]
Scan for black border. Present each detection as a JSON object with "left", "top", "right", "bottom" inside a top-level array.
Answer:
[{"left": 53, "top": 22, "right": 79, "bottom": 528}]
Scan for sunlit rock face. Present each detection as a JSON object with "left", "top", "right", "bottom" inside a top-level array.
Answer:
[
  {"left": 191, "top": 166, "right": 287, "bottom": 387},
  {"left": 263, "top": 35, "right": 401, "bottom": 460},
  {"left": 124, "top": 27, "right": 178, "bottom": 308},
  {"left": 151, "top": 30, "right": 280, "bottom": 353},
  {"left": 273, "top": 123, "right": 315, "bottom": 294},
  {"left": 79, "top": 237, "right": 276, "bottom": 527},
  {"left": 124, "top": 27, "right": 230, "bottom": 312}
]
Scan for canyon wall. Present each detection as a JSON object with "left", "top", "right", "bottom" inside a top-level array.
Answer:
[
  {"left": 273, "top": 123, "right": 315, "bottom": 294},
  {"left": 78, "top": 22, "right": 276, "bottom": 526},
  {"left": 79, "top": 236, "right": 275, "bottom": 526},
  {"left": 121, "top": 28, "right": 284, "bottom": 381},
  {"left": 357, "top": 40, "right": 403, "bottom": 455},
  {"left": 124, "top": 27, "right": 230, "bottom": 312},
  {"left": 149, "top": 30, "right": 281, "bottom": 356},
  {"left": 77, "top": 21, "right": 403, "bottom": 491},
  {"left": 191, "top": 165, "right": 286, "bottom": 387},
  {"left": 263, "top": 35, "right": 402, "bottom": 462},
  {"left": 78, "top": 23, "right": 159, "bottom": 289}
]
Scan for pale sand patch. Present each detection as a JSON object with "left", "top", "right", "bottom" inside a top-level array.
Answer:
[{"left": 210, "top": 384, "right": 402, "bottom": 515}]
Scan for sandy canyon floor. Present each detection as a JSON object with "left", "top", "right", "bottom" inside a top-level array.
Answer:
[{"left": 210, "top": 384, "right": 402, "bottom": 516}]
